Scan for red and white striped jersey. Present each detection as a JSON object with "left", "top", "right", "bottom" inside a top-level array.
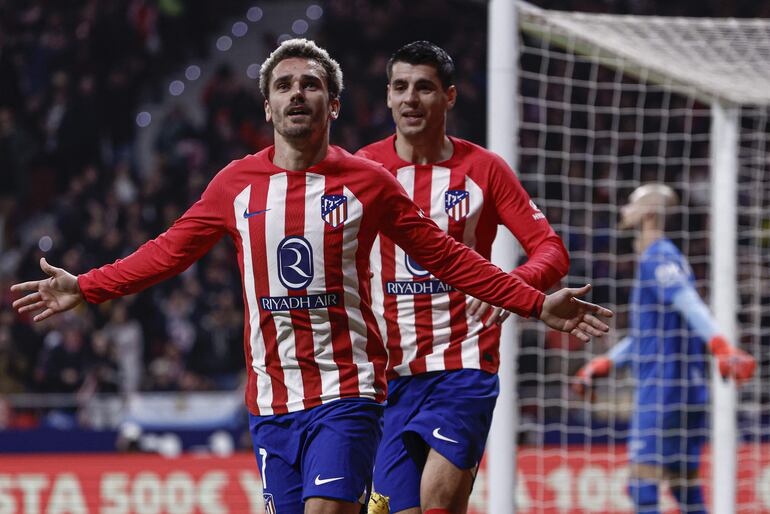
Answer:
[
  {"left": 356, "top": 136, "right": 569, "bottom": 378},
  {"left": 78, "top": 145, "right": 547, "bottom": 415}
]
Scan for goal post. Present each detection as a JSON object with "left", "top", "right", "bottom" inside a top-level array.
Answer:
[
  {"left": 487, "top": 2, "right": 521, "bottom": 514},
  {"left": 709, "top": 100, "right": 739, "bottom": 512},
  {"left": 485, "top": 3, "right": 770, "bottom": 512}
]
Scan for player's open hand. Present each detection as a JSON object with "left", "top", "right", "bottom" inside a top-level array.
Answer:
[
  {"left": 467, "top": 297, "right": 511, "bottom": 327},
  {"left": 539, "top": 284, "right": 613, "bottom": 342},
  {"left": 709, "top": 335, "right": 757, "bottom": 384},
  {"left": 11, "top": 258, "right": 84, "bottom": 322}
]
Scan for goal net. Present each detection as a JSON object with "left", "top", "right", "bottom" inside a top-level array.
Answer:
[{"left": 505, "top": 3, "right": 770, "bottom": 513}]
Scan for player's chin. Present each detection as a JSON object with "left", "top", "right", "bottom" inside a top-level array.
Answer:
[
  {"left": 397, "top": 120, "right": 425, "bottom": 134},
  {"left": 280, "top": 124, "right": 314, "bottom": 139}
]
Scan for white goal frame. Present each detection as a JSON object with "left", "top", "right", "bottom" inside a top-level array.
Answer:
[{"left": 489, "top": 2, "right": 770, "bottom": 512}]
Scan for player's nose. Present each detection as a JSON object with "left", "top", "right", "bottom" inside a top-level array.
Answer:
[
  {"left": 289, "top": 82, "right": 305, "bottom": 100},
  {"left": 404, "top": 86, "right": 419, "bottom": 103}
]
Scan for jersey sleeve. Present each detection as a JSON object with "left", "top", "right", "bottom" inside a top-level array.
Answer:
[
  {"left": 607, "top": 336, "right": 635, "bottom": 369},
  {"left": 375, "top": 169, "right": 545, "bottom": 317},
  {"left": 77, "top": 176, "right": 228, "bottom": 303},
  {"left": 671, "top": 283, "right": 720, "bottom": 343},
  {"left": 488, "top": 155, "right": 569, "bottom": 291}
]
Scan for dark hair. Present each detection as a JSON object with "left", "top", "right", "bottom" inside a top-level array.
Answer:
[
  {"left": 259, "top": 38, "right": 343, "bottom": 99},
  {"left": 386, "top": 41, "right": 455, "bottom": 89}
]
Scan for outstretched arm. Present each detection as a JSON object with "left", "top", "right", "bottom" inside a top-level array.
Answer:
[
  {"left": 572, "top": 336, "right": 632, "bottom": 398},
  {"left": 12, "top": 174, "right": 227, "bottom": 320},
  {"left": 671, "top": 285, "right": 755, "bottom": 381}
]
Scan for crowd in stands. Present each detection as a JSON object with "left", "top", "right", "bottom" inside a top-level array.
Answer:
[
  {"left": 0, "top": 0, "right": 767, "bottom": 431},
  {"left": 0, "top": 0, "right": 254, "bottom": 428}
]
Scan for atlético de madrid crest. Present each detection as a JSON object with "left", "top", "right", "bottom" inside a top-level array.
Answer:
[
  {"left": 321, "top": 194, "right": 347, "bottom": 228},
  {"left": 444, "top": 190, "right": 469, "bottom": 221}
]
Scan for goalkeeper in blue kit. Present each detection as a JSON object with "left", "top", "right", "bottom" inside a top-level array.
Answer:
[{"left": 573, "top": 184, "right": 756, "bottom": 514}]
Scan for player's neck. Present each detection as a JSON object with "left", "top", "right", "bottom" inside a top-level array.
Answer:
[
  {"left": 272, "top": 131, "right": 329, "bottom": 171},
  {"left": 637, "top": 227, "right": 664, "bottom": 253},
  {"left": 394, "top": 132, "right": 453, "bottom": 164}
]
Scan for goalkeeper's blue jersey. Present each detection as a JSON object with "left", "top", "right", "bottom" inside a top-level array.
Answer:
[{"left": 630, "top": 238, "right": 709, "bottom": 428}]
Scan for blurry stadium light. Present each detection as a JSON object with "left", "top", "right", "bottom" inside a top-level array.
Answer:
[
  {"left": 136, "top": 111, "right": 152, "bottom": 128},
  {"left": 216, "top": 35, "right": 233, "bottom": 52},
  {"left": 306, "top": 5, "right": 323, "bottom": 20},
  {"left": 232, "top": 21, "right": 248, "bottom": 37},
  {"left": 277, "top": 34, "right": 292, "bottom": 43},
  {"left": 292, "top": 19, "right": 309, "bottom": 35},
  {"left": 185, "top": 65, "right": 201, "bottom": 81},
  {"left": 246, "top": 63, "right": 260, "bottom": 80},
  {"left": 247, "top": 6, "right": 264, "bottom": 22},
  {"left": 169, "top": 80, "right": 185, "bottom": 96},
  {"left": 209, "top": 431, "right": 235, "bottom": 457},
  {"left": 38, "top": 236, "right": 53, "bottom": 252}
]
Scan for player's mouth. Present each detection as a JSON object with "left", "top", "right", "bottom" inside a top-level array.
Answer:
[
  {"left": 401, "top": 111, "right": 424, "bottom": 124},
  {"left": 286, "top": 106, "right": 311, "bottom": 118}
]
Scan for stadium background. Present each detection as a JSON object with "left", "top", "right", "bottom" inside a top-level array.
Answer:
[{"left": 1, "top": 0, "right": 769, "bottom": 513}]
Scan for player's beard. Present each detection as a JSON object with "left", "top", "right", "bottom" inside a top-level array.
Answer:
[
  {"left": 278, "top": 123, "right": 313, "bottom": 139},
  {"left": 274, "top": 107, "right": 320, "bottom": 139}
]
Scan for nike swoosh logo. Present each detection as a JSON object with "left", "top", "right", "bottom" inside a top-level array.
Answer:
[
  {"left": 432, "top": 427, "right": 459, "bottom": 444},
  {"left": 243, "top": 208, "right": 270, "bottom": 218},
  {"left": 314, "top": 474, "right": 345, "bottom": 486}
]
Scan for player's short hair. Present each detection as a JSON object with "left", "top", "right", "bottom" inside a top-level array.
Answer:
[
  {"left": 387, "top": 41, "right": 455, "bottom": 89},
  {"left": 259, "top": 38, "right": 343, "bottom": 99},
  {"left": 629, "top": 183, "right": 679, "bottom": 208}
]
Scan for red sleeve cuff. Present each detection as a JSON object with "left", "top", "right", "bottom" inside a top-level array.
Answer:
[
  {"left": 77, "top": 272, "right": 100, "bottom": 304},
  {"left": 530, "top": 292, "right": 545, "bottom": 319}
]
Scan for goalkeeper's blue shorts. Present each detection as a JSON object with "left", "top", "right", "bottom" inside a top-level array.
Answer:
[
  {"left": 628, "top": 406, "right": 707, "bottom": 474},
  {"left": 248, "top": 398, "right": 383, "bottom": 514},
  {"left": 373, "top": 369, "right": 499, "bottom": 512}
]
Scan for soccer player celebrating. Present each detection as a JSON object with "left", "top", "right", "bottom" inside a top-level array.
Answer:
[
  {"left": 574, "top": 184, "right": 756, "bottom": 514},
  {"left": 356, "top": 41, "right": 570, "bottom": 514},
  {"left": 12, "top": 39, "right": 612, "bottom": 514}
]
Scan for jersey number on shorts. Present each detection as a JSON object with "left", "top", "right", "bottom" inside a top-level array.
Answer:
[{"left": 259, "top": 447, "right": 268, "bottom": 488}]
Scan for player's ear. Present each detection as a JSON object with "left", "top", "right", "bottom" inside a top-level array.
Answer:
[
  {"left": 264, "top": 98, "right": 272, "bottom": 122},
  {"left": 329, "top": 97, "right": 340, "bottom": 120},
  {"left": 446, "top": 85, "right": 458, "bottom": 110},
  {"left": 387, "top": 84, "right": 394, "bottom": 109}
]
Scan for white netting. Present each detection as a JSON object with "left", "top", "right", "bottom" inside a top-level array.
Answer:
[
  {"left": 509, "top": 4, "right": 770, "bottom": 513},
  {"left": 518, "top": 2, "right": 770, "bottom": 105}
]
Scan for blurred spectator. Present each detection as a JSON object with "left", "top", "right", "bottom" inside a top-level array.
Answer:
[{"left": 103, "top": 300, "right": 143, "bottom": 393}]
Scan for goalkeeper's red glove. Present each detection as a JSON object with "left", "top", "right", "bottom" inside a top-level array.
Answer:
[
  {"left": 709, "top": 335, "right": 756, "bottom": 383},
  {"left": 572, "top": 356, "right": 612, "bottom": 398}
]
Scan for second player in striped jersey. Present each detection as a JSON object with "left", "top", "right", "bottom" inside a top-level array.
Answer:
[{"left": 356, "top": 41, "right": 570, "bottom": 514}]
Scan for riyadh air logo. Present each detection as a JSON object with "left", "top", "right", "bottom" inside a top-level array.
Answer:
[
  {"left": 405, "top": 254, "right": 430, "bottom": 278},
  {"left": 278, "top": 236, "right": 314, "bottom": 290},
  {"left": 321, "top": 194, "right": 347, "bottom": 228},
  {"left": 445, "top": 190, "right": 469, "bottom": 221}
]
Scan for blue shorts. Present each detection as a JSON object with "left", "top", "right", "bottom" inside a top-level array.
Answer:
[
  {"left": 249, "top": 398, "right": 383, "bottom": 514},
  {"left": 373, "top": 369, "right": 499, "bottom": 512},
  {"left": 629, "top": 407, "right": 707, "bottom": 474}
]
